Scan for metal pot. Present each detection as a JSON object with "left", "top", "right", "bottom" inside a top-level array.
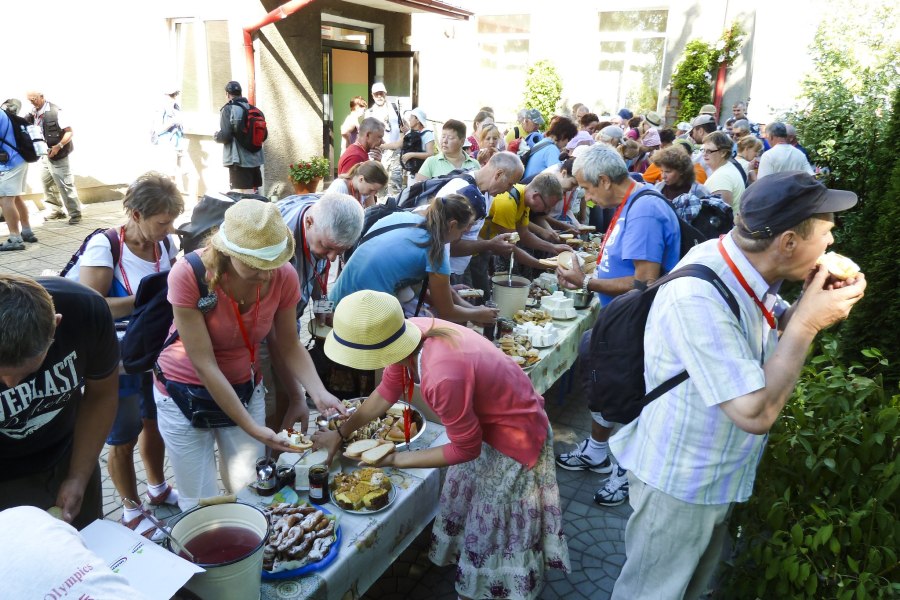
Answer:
[{"left": 563, "top": 288, "right": 593, "bottom": 309}]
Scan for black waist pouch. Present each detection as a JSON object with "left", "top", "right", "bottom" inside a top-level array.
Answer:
[{"left": 162, "top": 378, "right": 255, "bottom": 429}]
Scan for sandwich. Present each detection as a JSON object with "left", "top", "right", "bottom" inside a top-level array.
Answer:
[
  {"left": 817, "top": 252, "right": 860, "bottom": 280},
  {"left": 361, "top": 442, "right": 395, "bottom": 465},
  {"left": 344, "top": 439, "right": 381, "bottom": 458}
]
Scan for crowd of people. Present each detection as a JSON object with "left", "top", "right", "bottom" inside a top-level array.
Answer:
[{"left": 0, "top": 81, "right": 867, "bottom": 600}]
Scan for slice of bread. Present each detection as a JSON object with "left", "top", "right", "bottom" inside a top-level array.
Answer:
[
  {"left": 817, "top": 252, "right": 860, "bottom": 280},
  {"left": 361, "top": 442, "right": 395, "bottom": 465},
  {"left": 345, "top": 438, "right": 381, "bottom": 458}
]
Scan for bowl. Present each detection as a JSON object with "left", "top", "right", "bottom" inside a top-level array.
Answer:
[{"left": 563, "top": 288, "right": 593, "bottom": 309}]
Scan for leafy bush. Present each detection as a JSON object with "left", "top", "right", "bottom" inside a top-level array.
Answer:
[
  {"left": 783, "top": 0, "right": 899, "bottom": 380},
  {"left": 522, "top": 60, "right": 563, "bottom": 128},
  {"left": 669, "top": 23, "right": 744, "bottom": 122},
  {"left": 722, "top": 337, "right": 900, "bottom": 599}
]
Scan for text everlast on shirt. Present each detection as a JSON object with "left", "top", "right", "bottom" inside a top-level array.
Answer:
[{"left": 0, "top": 278, "right": 119, "bottom": 479}]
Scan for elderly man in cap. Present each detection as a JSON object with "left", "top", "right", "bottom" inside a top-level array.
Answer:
[
  {"left": 609, "top": 171, "right": 866, "bottom": 599},
  {"left": 365, "top": 82, "right": 407, "bottom": 198},
  {"left": 758, "top": 122, "right": 813, "bottom": 179},
  {"left": 520, "top": 108, "right": 545, "bottom": 150},
  {"left": 214, "top": 81, "right": 264, "bottom": 193}
]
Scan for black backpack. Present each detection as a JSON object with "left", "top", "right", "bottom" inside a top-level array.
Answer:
[
  {"left": 229, "top": 100, "right": 268, "bottom": 152},
  {"left": 0, "top": 112, "right": 40, "bottom": 163},
  {"left": 400, "top": 129, "right": 431, "bottom": 174},
  {"left": 178, "top": 191, "right": 269, "bottom": 254},
  {"left": 396, "top": 170, "right": 477, "bottom": 210},
  {"left": 121, "top": 252, "right": 210, "bottom": 374},
  {"left": 581, "top": 264, "right": 741, "bottom": 424}
]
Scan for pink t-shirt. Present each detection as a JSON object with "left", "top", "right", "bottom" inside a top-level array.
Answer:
[
  {"left": 156, "top": 250, "right": 301, "bottom": 387},
  {"left": 376, "top": 318, "right": 549, "bottom": 468}
]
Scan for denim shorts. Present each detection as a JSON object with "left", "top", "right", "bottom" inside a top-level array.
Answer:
[{"left": 106, "top": 373, "right": 157, "bottom": 445}]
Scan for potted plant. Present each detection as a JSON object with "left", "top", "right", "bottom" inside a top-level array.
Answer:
[{"left": 289, "top": 157, "right": 329, "bottom": 193}]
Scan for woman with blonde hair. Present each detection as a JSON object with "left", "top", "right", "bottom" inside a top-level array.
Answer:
[
  {"left": 154, "top": 200, "right": 345, "bottom": 510},
  {"left": 329, "top": 194, "right": 497, "bottom": 324},
  {"left": 325, "top": 160, "right": 387, "bottom": 208},
  {"left": 314, "top": 290, "right": 570, "bottom": 600},
  {"left": 476, "top": 123, "right": 502, "bottom": 166}
]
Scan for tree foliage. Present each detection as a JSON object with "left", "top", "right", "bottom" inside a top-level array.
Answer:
[
  {"left": 669, "top": 22, "right": 744, "bottom": 122},
  {"left": 784, "top": 0, "right": 899, "bottom": 379},
  {"left": 522, "top": 60, "right": 563, "bottom": 128}
]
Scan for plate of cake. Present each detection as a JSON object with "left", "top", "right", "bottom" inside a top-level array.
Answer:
[{"left": 331, "top": 467, "right": 397, "bottom": 514}]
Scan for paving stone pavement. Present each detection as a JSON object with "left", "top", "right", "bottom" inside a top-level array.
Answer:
[{"left": 1, "top": 198, "right": 631, "bottom": 599}]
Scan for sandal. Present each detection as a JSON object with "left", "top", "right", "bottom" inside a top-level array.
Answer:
[
  {"left": 121, "top": 514, "right": 164, "bottom": 540},
  {"left": 0, "top": 239, "right": 25, "bottom": 251},
  {"left": 147, "top": 484, "right": 179, "bottom": 506}
]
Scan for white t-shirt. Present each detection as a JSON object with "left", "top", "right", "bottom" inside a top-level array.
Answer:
[
  {"left": 757, "top": 143, "right": 813, "bottom": 179},
  {"left": 419, "top": 129, "right": 436, "bottom": 148},
  {"left": 435, "top": 177, "right": 490, "bottom": 275},
  {"left": 0, "top": 506, "right": 147, "bottom": 600},
  {"left": 65, "top": 229, "right": 178, "bottom": 294},
  {"left": 366, "top": 100, "right": 403, "bottom": 144},
  {"left": 705, "top": 162, "right": 746, "bottom": 213}
]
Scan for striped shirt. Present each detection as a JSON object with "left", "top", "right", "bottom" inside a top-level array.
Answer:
[{"left": 610, "top": 233, "right": 781, "bottom": 504}]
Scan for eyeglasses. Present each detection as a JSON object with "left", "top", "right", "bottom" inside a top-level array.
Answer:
[{"left": 702, "top": 148, "right": 725, "bottom": 155}]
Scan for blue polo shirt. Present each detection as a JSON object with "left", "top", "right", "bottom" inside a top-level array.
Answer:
[{"left": 594, "top": 183, "right": 681, "bottom": 306}]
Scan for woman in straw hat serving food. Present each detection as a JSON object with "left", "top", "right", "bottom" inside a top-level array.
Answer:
[
  {"left": 154, "top": 200, "right": 346, "bottom": 510},
  {"left": 313, "top": 290, "right": 570, "bottom": 600}
]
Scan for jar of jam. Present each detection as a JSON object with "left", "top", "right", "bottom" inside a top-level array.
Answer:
[{"left": 308, "top": 464, "right": 329, "bottom": 504}]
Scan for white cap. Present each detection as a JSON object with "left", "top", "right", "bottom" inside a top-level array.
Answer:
[
  {"left": 406, "top": 107, "right": 427, "bottom": 125},
  {"left": 371, "top": 82, "right": 387, "bottom": 95}
]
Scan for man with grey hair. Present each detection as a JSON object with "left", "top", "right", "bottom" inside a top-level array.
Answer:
[
  {"left": 554, "top": 143, "right": 681, "bottom": 508},
  {"left": 730, "top": 119, "right": 751, "bottom": 141},
  {"left": 731, "top": 101, "right": 760, "bottom": 136},
  {"left": 757, "top": 122, "right": 812, "bottom": 179},
  {"left": 0, "top": 274, "right": 119, "bottom": 529},
  {"left": 260, "top": 192, "right": 366, "bottom": 427},
  {"left": 338, "top": 117, "right": 384, "bottom": 175},
  {"left": 25, "top": 91, "right": 82, "bottom": 224}
]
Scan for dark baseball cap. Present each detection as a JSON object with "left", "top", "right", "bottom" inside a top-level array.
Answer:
[
  {"left": 739, "top": 171, "right": 857, "bottom": 239},
  {"left": 225, "top": 81, "right": 242, "bottom": 95},
  {"left": 452, "top": 184, "right": 487, "bottom": 220}
]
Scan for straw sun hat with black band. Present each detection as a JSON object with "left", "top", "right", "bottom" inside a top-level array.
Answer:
[
  {"left": 210, "top": 199, "right": 295, "bottom": 270},
  {"left": 324, "top": 290, "right": 422, "bottom": 370}
]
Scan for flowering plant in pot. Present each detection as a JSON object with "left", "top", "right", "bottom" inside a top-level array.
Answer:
[{"left": 289, "top": 157, "right": 329, "bottom": 192}]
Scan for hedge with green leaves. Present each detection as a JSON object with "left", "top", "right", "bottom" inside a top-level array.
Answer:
[{"left": 521, "top": 60, "right": 563, "bottom": 128}]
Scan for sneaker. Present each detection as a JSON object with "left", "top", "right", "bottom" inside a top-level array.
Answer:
[
  {"left": 555, "top": 438, "right": 613, "bottom": 474},
  {"left": 594, "top": 466, "right": 629, "bottom": 507},
  {"left": 0, "top": 238, "right": 25, "bottom": 251},
  {"left": 68, "top": 215, "right": 82, "bottom": 225},
  {"left": 46, "top": 210, "right": 68, "bottom": 220},
  {"left": 21, "top": 231, "right": 38, "bottom": 243}
]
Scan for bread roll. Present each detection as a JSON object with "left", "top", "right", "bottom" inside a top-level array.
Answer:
[
  {"left": 345, "top": 439, "right": 381, "bottom": 458},
  {"left": 817, "top": 252, "right": 860, "bottom": 280},
  {"left": 361, "top": 442, "right": 395, "bottom": 464},
  {"left": 557, "top": 251, "right": 575, "bottom": 270}
]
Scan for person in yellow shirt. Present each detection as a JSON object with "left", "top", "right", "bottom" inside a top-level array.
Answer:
[{"left": 469, "top": 173, "right": 570, "bottom": 293}]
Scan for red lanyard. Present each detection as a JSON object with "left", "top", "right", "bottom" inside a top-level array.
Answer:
[
  {"left": 226, "top": 276, "right": 261, "bottom": 380},
  {"left": 300, "top": 212, "right": 330, "bottom": 296},
  {"left": 597, "top": 182, "right": 636, "bottom": 260},
  {"left": 717, "top": 239, "right": 776, "bottom": 329},
  {"left": 118, "top": 226, "right": 159, "bottom": 295},
  {"left": 400, "top": 367, "right": 415, "bottom": 445},
  {"left": 562, "top": 190, "right": 573, "bottom": 217}
]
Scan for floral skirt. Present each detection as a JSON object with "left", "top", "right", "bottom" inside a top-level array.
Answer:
[{"left": 429, "top": 431, "right": 570, "bottom": 599}]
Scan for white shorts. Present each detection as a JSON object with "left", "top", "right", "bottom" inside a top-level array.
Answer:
[{"left": 0, "top": 162, "right": 27, "bottom": 196}]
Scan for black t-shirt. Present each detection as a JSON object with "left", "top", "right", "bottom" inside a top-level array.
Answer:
[{"left": 0, "top": 278, "right": 119, "bottom": 480}]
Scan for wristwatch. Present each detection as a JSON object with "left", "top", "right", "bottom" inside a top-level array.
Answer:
[{"left": 582, "top": 274, "right": 592, "bottom": 292}]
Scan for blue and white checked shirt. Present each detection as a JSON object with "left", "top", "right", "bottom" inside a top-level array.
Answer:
[{"left": 610, "top": 233, "right": 781, "bottom": 505}]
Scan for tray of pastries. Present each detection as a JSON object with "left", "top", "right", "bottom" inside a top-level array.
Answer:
[
  {"left": 319, "top": 400, "right": 425, "bottom": 448},
  {"left": 261, "top": 503, "right": 340, "bottom": 578}
]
